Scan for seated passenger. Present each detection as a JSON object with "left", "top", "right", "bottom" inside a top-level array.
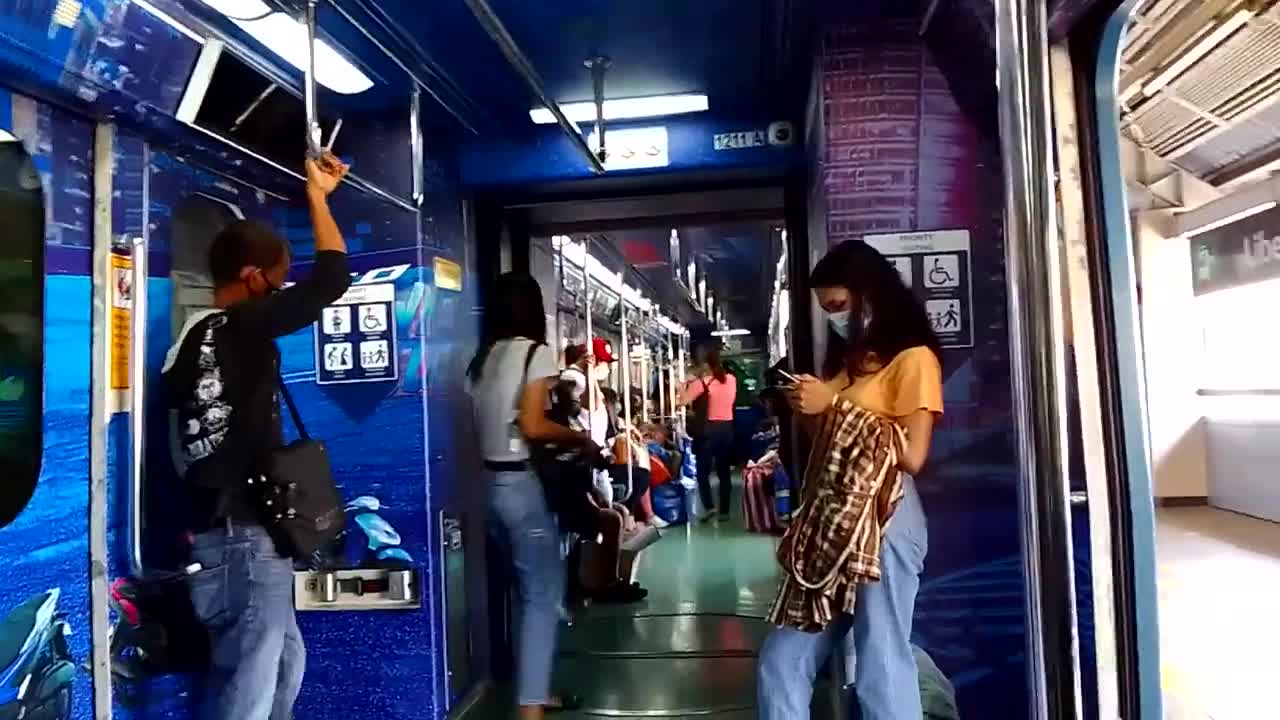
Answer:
[
  {"left": 543, "top": 379, "right": 648, "bottom": 605},
  {"left": 164, "top": 153, "right": 350, "bottom": 720}
]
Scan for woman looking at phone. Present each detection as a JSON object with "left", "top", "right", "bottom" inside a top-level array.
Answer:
[{"left": 756, "top": 239, "right": 944, "bottom": 720}]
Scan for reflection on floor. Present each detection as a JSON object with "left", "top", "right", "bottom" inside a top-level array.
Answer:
[
  {"left": 473, "top": 510, "right": 844, "bottom": 718},
  {"left": 1157, "top": 506, "right": 1280, "bottom": 720}
]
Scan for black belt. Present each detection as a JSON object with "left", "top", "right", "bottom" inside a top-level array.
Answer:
[{"left": 484, "top": 460, "right": 529, "bottom": 472}]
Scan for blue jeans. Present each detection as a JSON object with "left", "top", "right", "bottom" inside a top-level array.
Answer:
[
  {"left": 488, "top": 469, "right": 566, "bottom": 707},
  {"left": 757, "top": 478, "right": 928, "bottom": 720},
  {"left": 187, "top": 524, "right": 304, "bottom": 720}
]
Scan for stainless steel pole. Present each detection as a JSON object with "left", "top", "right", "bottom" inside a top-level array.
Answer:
[
  {"left": 130, "top": 233, "right": 148, "bottom": 577},
  {"left": 303, "top": 0, "right": 323, "bottom": 158},
  {"left": 463, "top": 0, "right": 605, "bottom": 174},
  {"left": 582, "top": 241, "right": 596, "bottom": 433},
  {"left": 620, "top": 288, "right": 634, "bottom": 495},
  {"left": 410, "top": 86, "right": 424, "bottom": 206},
  {"left": 996, "top": 0, "right": 1082, "bottom": 717}
]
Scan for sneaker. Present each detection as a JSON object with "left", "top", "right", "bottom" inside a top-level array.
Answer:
[
  {"left": 649, "top": 516, "right": 670, "bottom": 529},
  {"left": 699, "top": 509, "right": 718, "bottom": 522}
]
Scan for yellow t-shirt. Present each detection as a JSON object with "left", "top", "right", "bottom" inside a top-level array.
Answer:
[{"left": 828, "top": 346, "right": 944, "bottom": 420}]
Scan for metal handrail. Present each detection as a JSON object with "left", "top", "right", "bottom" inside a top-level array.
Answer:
[
  {"left": 462, "top": 0, "right": 606, "bottom": 175},
  {"left": 303, "top": 0, "right": 323, "bottom": 158},
  {"left": 129, "top": 234, "right": 148, "bottom": 577},
  {"left": 995, "top": 0, "right": 1082, "bottom": 717}
]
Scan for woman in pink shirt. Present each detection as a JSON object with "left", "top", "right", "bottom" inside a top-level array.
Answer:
[{"left": 680, "top": 347, "right": 738, "bottom": 521}]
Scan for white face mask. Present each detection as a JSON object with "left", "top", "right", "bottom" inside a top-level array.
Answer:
[
  {"left": 595, "top": 364, "right": 611, "bottom": 382},
  {"left": 828, "top": 310, "right": 852, "bottom": 339}
]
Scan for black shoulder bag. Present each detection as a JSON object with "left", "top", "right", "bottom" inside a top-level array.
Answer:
[
  {"left": 256, "top": 376, "right": 346, "bottom": 561},
  {"left": 518, "top": 343, "right": 595, "bottom": 520}
]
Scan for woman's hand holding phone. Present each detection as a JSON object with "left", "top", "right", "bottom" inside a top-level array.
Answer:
[{"left": 789, "top": 374, "right": 837, "bottom": 416}]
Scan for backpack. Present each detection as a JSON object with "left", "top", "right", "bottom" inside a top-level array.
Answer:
[{"left": 686, "top": 378, "right": 711, "bottom": 439}]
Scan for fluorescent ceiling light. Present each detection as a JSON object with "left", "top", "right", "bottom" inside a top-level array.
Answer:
[
  {"left": 530, "top": 93, "right": 708, "bottom": 125},
  {"left": 711, "top": 329, "right": 751, "bottom": 337},
  {"left": 1182, "top": 200, "right": 1277, "bottom": 238},
  {"left": 200, "top": 0, "right": 373, "bottom": 95},
  {"left": 1142, "top": 8, "right": 1253, "bottom": 97}
]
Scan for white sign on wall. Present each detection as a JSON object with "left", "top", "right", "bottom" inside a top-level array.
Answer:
[
  {"left": 587, "top": 126, "right": 670, "bottom": 171},
  {"left": 863, "top": 229, "right": 975, "bottom": 349}
]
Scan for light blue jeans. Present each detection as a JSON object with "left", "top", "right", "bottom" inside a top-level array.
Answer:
[
  {"left": 757, "top": 478, "right": 928, "bottom": 720},
  {"left": 488, "top": 469, "right": 566, "bottom": 707},
  {"left": 187, "top": 524, "right": 304, "bottom": 720}
]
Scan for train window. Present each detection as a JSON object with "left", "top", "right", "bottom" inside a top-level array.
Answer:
[{"left": 0, "top": 139, "right": 45, "bottom": 528}]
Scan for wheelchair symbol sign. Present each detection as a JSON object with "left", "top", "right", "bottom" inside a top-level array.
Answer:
[
  {"left": 358, "top": 304, "right": 388, "bottom": 333},
  {"left": 924, "top": 254, "right": 960, "bottom": 289}
]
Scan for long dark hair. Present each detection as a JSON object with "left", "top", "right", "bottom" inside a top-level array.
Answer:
[
  {"left": 705, "top": 347, "right": 728, "bottom": 383},
  {"left": 810, "top": 240, "right": 942, "bottom": 379},
  {"left": 467, "top": 272, "right": 548, "bottom": 382}
]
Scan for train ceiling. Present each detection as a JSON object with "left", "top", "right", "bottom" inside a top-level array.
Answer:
[{"left": 599, "top": 222, "right": 780, "bottom": 334}]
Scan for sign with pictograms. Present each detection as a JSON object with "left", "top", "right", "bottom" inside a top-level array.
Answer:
[
  {"left": 863, "top": 229, "right": 974, "bottom": 349},
  {"left": 314, "top": 282, "right": 398, "bottom": 385}
]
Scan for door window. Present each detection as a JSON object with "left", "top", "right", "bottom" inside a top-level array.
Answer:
[{"left": 0, "top": 139, "right": 45, "bottom": 527}]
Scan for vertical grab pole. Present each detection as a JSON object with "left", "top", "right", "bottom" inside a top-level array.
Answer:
[
  {"left": 619, "top": 282, "right": 634, "bottom": 496},
  {"left": 676, "top": 334, "right": 688, "bottom": 436},
  {"left": 303, "top": 0, "right": 323, "bottom": 158},
  {"left": 410, "top": 85, "right": 424, "bottom": 206},
  {"left": 555, "top": 238, "right": 566, "bottom": 355},
  {"left": 657, "top": 333, "right": 668, "bottom": 422},
  {"left": 581, "top": 240, "right": 596, "bottom": 436},
  {"left": 996, "top": 0, "right": 1082, "bottom": 717},
  {"left": 640, "top": 339, "right": 650, "bottom": 422},
  {"left": 129, "top": 234, "right": 148, "bottom": 577}
]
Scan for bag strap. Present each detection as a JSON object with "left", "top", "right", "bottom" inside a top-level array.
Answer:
[
  {"left": 277, "top": 371, "right": 310, "bottom": 441},
  {"left": 510, "top": 339, "right": 543, "bottom": 420}
]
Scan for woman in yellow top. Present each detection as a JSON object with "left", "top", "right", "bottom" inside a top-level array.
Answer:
[{"left": 756, "top": 240, "right": 944, "bottom": 720}]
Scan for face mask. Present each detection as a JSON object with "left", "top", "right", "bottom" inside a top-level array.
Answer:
[
  {"left": 828, "top": 310, "right": 852, "bottom": 339},
  {"left": 595, "top": 365, "right": 611, "bottom": 381},
  {"left": 247, "top": 270, "right": 281, "bottom": 299}
]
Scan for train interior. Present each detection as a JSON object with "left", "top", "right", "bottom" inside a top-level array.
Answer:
[{"left": 2, "top": 0, "right": 1276, "bottom": 718}]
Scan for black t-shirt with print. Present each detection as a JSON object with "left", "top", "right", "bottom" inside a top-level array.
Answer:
[{"left": 164, "top": 250, "right": 351, "bottom": 529}]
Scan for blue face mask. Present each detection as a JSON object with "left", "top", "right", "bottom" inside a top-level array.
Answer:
[{"left": 828, "top": 310, "right": 852, "bottom": 339}]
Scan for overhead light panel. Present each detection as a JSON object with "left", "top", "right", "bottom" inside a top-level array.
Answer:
[
  {"left": 711, "top": 329, "right": 751, "bottom": 337},
  {"left": 530, "top": 93, "right": 709, "bottom": 125},
  {"left": 1142, "top": 7, "right": 1254, "bottom": 97},
  {"left": 199, "top": 0, "right": 373, "bottom": 95}
]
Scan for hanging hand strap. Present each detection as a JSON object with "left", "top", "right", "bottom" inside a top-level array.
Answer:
[{"left": 277, "top": 372, "right": 311, "bottom": 441}]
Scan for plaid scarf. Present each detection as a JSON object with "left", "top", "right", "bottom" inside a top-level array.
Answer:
[{"left": 767, "top": 402, "right": 906, "bottom": 632}]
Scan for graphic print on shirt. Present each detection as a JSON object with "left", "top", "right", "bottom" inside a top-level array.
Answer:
[{"left": 180, "top": 315, "right": 232, "bottom": 465}]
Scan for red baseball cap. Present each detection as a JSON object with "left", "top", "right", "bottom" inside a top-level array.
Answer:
[{"left": 592, "top": 337, "right": 616, "bottom": 363}]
